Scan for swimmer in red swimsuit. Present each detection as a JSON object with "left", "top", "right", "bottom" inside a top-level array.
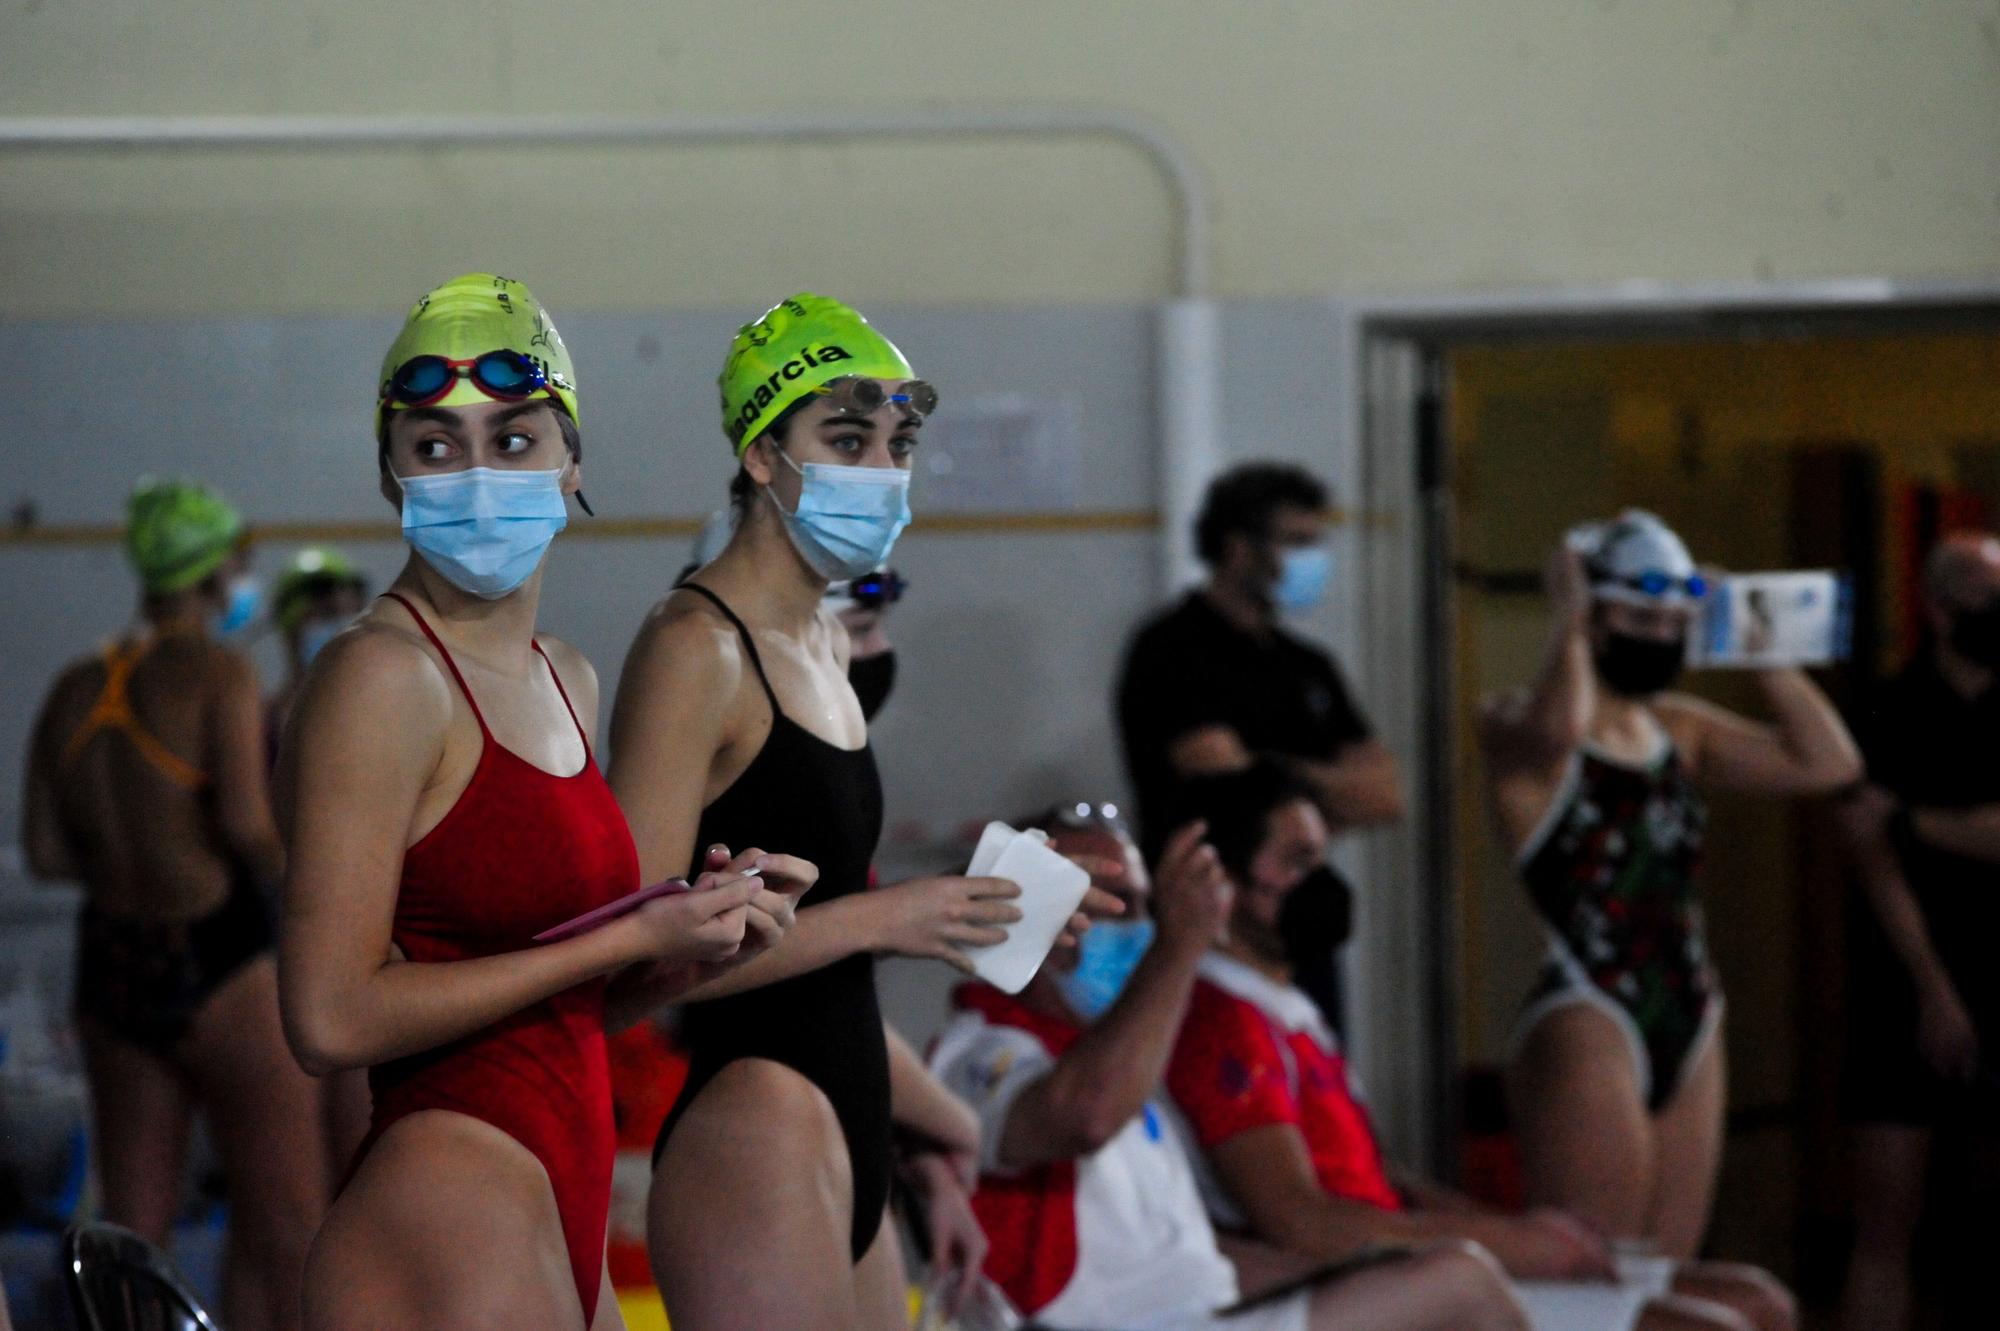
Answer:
[{"left": 278, "top": 275, "right": 806, "bottom": 1331}]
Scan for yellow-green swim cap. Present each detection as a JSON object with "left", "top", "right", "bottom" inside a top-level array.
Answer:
[
  {"left": 376, "top": 273, "right": 578, "bottom": 437},
  {"left": 719, "top": 293, "right": 915, "bottom": 456},
  {"left": 272, "top": 545, "right": 366, "bottom": 631},
  {"left": 125, "top": 478, "right": 245, "bottom": 594}
]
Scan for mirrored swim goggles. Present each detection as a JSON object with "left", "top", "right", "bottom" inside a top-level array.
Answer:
[
  {"left": 381, "top": 349, "right": 556, "bottom": 410},
  {"left": 812, "top": 375, "right": 939, "bottom": 418},
  {"left": 844, "top": 569, "right": 907, "bottom": 609},
  {"left": 1595, "top": 569, "right": 1709, "bottom": 599},
  {"left": 1050, "top": 801, "right": 1131, "bottom": 836}
]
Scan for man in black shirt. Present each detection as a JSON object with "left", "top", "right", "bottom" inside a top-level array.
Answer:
[
  {"left": 1835, "top": 532, "right": 2000, "bottom": 1331},
  {"left": 1115, "top": 463, "right": 1403, "bottom": 1028}
]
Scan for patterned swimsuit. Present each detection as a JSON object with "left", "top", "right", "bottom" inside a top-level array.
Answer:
[{"left": 1516, "top": 740, "right": 1717, "bottom": 1113}]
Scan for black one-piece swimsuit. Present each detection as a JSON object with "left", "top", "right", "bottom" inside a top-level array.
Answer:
[{"left": 653, "top": 584, "right": 892, "bottom": 1262}]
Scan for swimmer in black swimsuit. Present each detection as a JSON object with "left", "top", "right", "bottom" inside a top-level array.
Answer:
[
  {"left": 1482, "top": 513, "right": 1859, "bottom": 1259},
  {"left": 22, "top": 479, "right": 326, "bottom": 1331},
  {"left": 610, "top": 295, "right": 1053, "bottom": 1331}
]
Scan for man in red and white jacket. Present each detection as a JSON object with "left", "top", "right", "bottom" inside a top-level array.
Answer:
[
  {"left": 929, "top": 810, "right": 1528, "bottom": 1331},
  {"left": 1161, "top": 766, "right": 1798, "bottom": 1331}
]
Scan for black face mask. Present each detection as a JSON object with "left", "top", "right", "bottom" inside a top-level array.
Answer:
[
  {"left": 1594, "top": 632, "right": 1686, "bottom": 698},
  {"left": 1279, "top": 865, "right": 1354, "bottom": 958},
  {"left": 850, "top": 650, "right": 897, "bottom": 721},
  {"left": 1951, "top": 605, "right": 2000, "bottom": 672}
]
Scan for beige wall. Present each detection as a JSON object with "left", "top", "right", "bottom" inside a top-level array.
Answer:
[{"left": 5, "top": 1, "right": 1999, "bottom": 318}]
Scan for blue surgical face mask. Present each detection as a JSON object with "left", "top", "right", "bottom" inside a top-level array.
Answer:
[
  {"left": 397, "top": 466, "right": 568, "bottom": 600},
  {"left": 297, "top": 618, "right": 344, "bottom": 667},
  {"left": 1049, "top": 918, "right": 1156, "bottom": 1022},
  {"left": 766, "top": 453, "right": 913, "bottom": 581},
  {"left": 211, "top": 575, "right": 261, "bottom": 639},
  {"left": 1274, "top": 546, "right": 1333, "bottom": 613}
]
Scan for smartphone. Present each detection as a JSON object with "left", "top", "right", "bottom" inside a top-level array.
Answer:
[
  {"left": 1219, "top": 1246, "right": 1415, "bottom": 1314},
  {"left": 533, "top": 879, "right": 693, "bottom": 943}
]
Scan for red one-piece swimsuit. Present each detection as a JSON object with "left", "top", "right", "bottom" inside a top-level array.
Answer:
[{"left": 350, "top": 594, "right": 636, "bottom": 1323}]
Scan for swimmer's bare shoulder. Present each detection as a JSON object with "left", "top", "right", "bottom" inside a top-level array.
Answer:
[
  {"left": 623, "top": 587, "right": 747, "bottom": 707},
  {"left": 27, "top": 655, "right": 106, "bottom": 771},
  {"left": 532, "top": 634, "right": 600, "bottom": 730},
  {"left": 609, "top": 587, "right": 751, "bottom": 775},
  {"left": 282, "top": 615, "right": 454, "bottom": 792}
]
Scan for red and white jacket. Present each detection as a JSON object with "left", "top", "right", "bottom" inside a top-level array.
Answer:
[
  {"left": 1165, "top": 953, "right": 1403, "bottom": 1228},
  {"left": 929, "top": 983, "right": 1239, "bottom": 1327}
]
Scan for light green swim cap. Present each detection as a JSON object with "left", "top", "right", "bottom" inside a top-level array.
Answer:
[
  {"left": 126, "top": 478, "right": 245, "bottom": 594},
  {"left": 719, "top": 293, "right": 915, "bottom": 456},
  {"left": 272, "top": 545, "right": 366, "bottom": 631},
  {"left": 376, "top": 273, "right": 578, "bottom": 437}
]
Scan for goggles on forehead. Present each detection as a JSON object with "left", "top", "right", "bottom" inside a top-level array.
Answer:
[
  {"left": 812, "top": 375, "right": 939, "bottom": 418},
  {"left": 1052, "top": 801, "right": 1130, "bottom": 835},
  {"left": 383, "top": 350, "right": 551, "bottom": 410},
  {"left": 1596, "top": 569, "right": 1709, "bottom": 600}
]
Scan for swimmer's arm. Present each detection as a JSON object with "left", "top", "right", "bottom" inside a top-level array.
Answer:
[
  {"left": 1485, "top": 547, "right": 1596, "bottom": 770},
  {"left": 601, "top": 608, "right": 801, "bottom": 1019},
  {"left": 1659, "top": 668, "right": 1861, "bottom": 796},
  {"left": 280, "top": 631, "right": 737, "bottom": 1076},
  {"left": 1907, "top": 803, "right": 2000, "bottom": 864},
  {"left": 663, "top": 893, "right": 885, "bottom": 1001},
  {"left": 606, "top": 604, "right": 734, "bottom": 891},
  {"left": 210, "top": 648, "right": 285, "bottom": 888},
  {"left": 21, "top": 693, "right": 78, "bottom": 881},
  {"left": 886, "top": 1024, "right": 981, "bottom": 1157}
]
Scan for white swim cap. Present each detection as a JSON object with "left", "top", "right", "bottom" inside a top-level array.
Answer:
[{"left": 1568, "top": 510, "right": 1704, "bottom": 607}]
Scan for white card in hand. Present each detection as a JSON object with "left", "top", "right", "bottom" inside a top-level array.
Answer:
[
  {"left": 966, "top": 820, "right": 1017, "bottom": 879},
  {"left": 960, "top": 822, "right": 1092, "bottom": 994}
]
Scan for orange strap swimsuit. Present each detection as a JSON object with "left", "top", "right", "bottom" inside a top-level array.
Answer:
[{"left": 61, "top": 640, "right": 208, "bottom": 790}]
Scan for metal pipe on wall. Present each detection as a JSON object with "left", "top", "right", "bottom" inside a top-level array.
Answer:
[{"left": 0, "top": 110, "right": 1224, "bottom": 593}]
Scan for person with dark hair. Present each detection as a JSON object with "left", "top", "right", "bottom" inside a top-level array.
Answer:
[
  {"left": 614, "top": 294, "right": 1021, "bottom": 1331},
  {"left": 931, "top": 803, "right": 1532, "bottom": 1331},
  {"left": 1833, "top": 532, "right": 2000, "bottom": 1331},
  {"left": 1117, "top": 462, "right": 1402, "bottom": 1033},
  {"left": 278, "top": 275, "right": 787, "bottom": 1330},
  {"left": 1163, "top": 768, "right": 1799, "bottom": 1331},
  {"left": 22, "top": 477, "right": 324, "bottom": 1331}
]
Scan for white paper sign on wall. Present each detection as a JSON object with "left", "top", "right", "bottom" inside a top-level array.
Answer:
[{"left": 916, "top": 392, "right": 1082, "bottom": 512}]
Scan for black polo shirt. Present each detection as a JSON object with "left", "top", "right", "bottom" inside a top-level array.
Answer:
[
  {"left": 1856, "top": 656, "right": 2000, "bottom": 1019},
  {"left": 1115, "top": 592, "right": 1370, "bottom": 854}
]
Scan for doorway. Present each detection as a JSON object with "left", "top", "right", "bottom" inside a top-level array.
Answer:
[{"left": 1345, "top": 288, "right": 2000, "bottom": 1290}]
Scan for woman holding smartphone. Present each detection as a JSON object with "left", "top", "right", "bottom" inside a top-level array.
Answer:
[
  {"left": 612, "top": 295, "right": 1030, "bottom": 1331},
  {"left": 278, "top": 274, "right": 798, "bottom": 1330}
]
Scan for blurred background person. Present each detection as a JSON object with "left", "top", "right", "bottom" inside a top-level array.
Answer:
[
  {"left": 267, "top": 545, "right": 369, "bottom": 744},
  {"left": 1164, "top": 766, "right": 1798, "bottom": 1331},
  {"left": 1834, "top": 532, "right": 2000, "bottom": 1331},
  {"left": 1117, "top": 462, "right": 1402, "bottom": 1033},
  {"left": 21, "top": 478, "right": 323, "bottom": 1331},
  {"left": 1480, "top": 514, "right": 1858, "bottom": 1258},
  {"left": 266, "top": 544, "right": 374, "bottom": 1182},
  {"left": 931, "top": 803, "right": 1531, "bottom": 1331}
]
